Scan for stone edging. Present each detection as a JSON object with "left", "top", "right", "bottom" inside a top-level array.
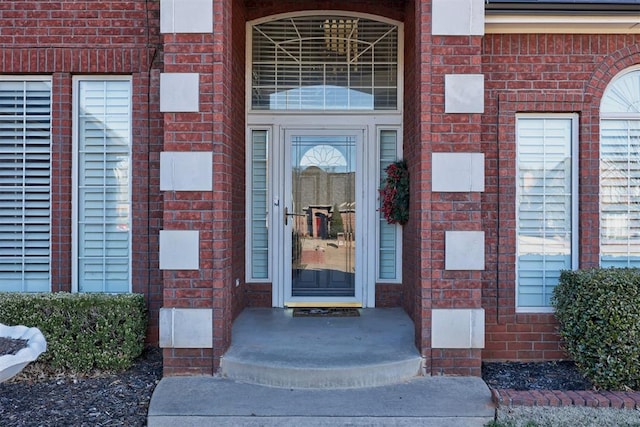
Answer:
[{"left": 492, "top": 389, "right": 640, "bottom": 409}]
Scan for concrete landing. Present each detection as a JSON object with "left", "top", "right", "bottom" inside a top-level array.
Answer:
[
  {"left": 148, "top": 376, "right": 495, "bottom": 426},
  {"left": 148, "top": 308, "right": 495, "bottom": 425},
  {"left": 220, "top": 307, "right": 424, "bottom": 388}
]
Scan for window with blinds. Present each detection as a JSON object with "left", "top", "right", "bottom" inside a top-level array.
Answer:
[
  {"left": 516, "top": 116, "right": 577, "bottom": 311},
  {"left": 251, "top": 15, "right": 398, "bottom": 111},
  {"left": 0, "top": 79, "right": 51, "bottom": 292},
  {"left": 378, "top": 129, "right": 401, "bottom": 281},
  {"left": 75, "top": 78, "right": 131, "bottom": 293},
  {"left": 249, "top": 129, "right": 269, "bottom": 280},
  {"left": 600, "top": 68, "right": 640, "bottom": 267}
]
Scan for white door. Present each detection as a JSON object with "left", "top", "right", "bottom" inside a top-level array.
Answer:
[{"left": 282, "top": 129, "right": 364, "bottom": 307}]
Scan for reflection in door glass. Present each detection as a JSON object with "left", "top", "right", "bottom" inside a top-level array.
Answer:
[{"left": 291, "top": 136, "right": 355, "bottom": 297}]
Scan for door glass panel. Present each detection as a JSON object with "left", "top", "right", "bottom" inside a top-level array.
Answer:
[{"left": 290, "top": 135, "right": 355, "bottom": 297}]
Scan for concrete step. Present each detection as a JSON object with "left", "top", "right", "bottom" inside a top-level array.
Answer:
[
  {"left": 218, "top": 308, "right": 424, "bottom": 388},
  {"left": 147, "top": 376, "right": 495, "bottom": 427}
]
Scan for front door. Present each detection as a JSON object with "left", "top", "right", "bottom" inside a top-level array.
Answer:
[{"left": 284, "top": 129, "right": 363, "bottom": 306}]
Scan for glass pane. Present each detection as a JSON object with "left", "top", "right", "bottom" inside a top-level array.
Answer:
[
  {"left": 600, "top": 119, "right": 640, "bottom": 267},
  {"left": 0, "top": 79, "right": 51, "bottom": 292},
  {"left": 291, "top": 135, "right": 356, "bottom": 297},
  {"left": 250, "top": 130, "right": 269, "bottom": 279},
  {"left": 379, "top": 130, "right": 398, "bottom": 280},
  {"left": 77, "top": 80, "right": 131, "bottom": 292},
  {"left": 252, "top": 16, "right": 398, "bottom": 111},
  {"left": 517, "top": 118, "right": 573, "bottom": 308},
  {"left": 601, "top": 70, "right": 640, "bottom": 114}
]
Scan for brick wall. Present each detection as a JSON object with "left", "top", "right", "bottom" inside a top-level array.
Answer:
[
  {"left": 481, "top": 33, "right": 640, "bottom": 361},
  {"left": 0, "top": 0, "right": 163, "bottom": 343}
]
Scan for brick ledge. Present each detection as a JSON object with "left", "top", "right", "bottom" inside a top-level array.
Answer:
[{"left": 491, "top": 389, "right": 640, "bottom": 409}]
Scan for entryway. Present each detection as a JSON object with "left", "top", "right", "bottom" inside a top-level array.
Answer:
[{"left": 246, "top": 12, "right": 404, "bottom": 309}]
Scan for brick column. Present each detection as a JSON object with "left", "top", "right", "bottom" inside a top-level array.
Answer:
[
  {"left": 158, "top": 0, "right": 240, "bottom": 376},
  {"left": 425, "top": 0, "right": 486, "bottom": 376}
]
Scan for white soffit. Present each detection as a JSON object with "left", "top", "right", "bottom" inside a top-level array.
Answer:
[{"left": 485, "top": 14, "right": 640, "bottom": 34}]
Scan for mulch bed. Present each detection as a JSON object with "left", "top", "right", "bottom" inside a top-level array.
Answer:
[
  {"left": 0, "top": 337, "right": 28, "bottom": 356},
  {"left": 483, "top": 361, "right": 640, "bottom": 410},
  {"left": 0, "top": 347, "right": 162, "bottom": 427}
]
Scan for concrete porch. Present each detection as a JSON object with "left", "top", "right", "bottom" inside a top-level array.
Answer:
[
  {"left": 219, "top": 307, "right": 424, "bottom": 388},
  {"left": 148, "top": 307, "right": 495, "bottom": 426}
]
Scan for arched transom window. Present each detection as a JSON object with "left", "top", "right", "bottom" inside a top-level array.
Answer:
[
  {"left": 251, "top": 14, "right": 399, "bottom": 111},
  {"left": 600, "top": 67, "right": 640, "bottom": 267}
]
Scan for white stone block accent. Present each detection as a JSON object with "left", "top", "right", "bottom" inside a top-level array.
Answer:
[
  {"left": 445, "top": 231, "right": 485, "bottom": 270},
  {"left": 445, "top": 74, "right": 485, "bottom": 114},
  {"left": 159, "top": 308, "right": 213, "bottom": 348},
  {"left": 432, "top": 308, "right": 485, "bottom": 349},
  {"left": 432, "top": 153, "right": 484, "bottom": 192},
  {"left": 160, "top": 73, "right": 199, "bottom": 112},
  {"left": 160, "top": 0, "right": 213, "bottom": 34},
  {"left": 160, "top": 152, "right": 213, "bottom": 191},
  {"left": 159, "top": 230, "right": 199, "bottom": 270},
  {"left": 432, "top": 0, "right": 484, "bottom": 36}
]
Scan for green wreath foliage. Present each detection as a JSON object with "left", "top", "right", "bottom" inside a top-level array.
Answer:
[{"left": 379, "top": 160, "right": 409, "bottom": 225}]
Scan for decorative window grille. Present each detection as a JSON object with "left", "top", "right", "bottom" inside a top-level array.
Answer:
[
  {"left": 251, "top": 15, "right": 398, "bottom": 111},
  {"left": 600, "top": 68, "right": 640, "bottom": 267},
  {"left": 516, "top": 116, "right": 577, "bottom": 310},
  {"left": 0, "top": 79, "right": 51, "bottom": 292},
  {"left": 75, "top": 78, "right": 132, "bottom": 293}
]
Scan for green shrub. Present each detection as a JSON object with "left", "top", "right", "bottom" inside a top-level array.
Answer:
[
  {"left": 552, "top": 268, "right": 640, "bottom": 390},
  {"left": 0, "top": 292, "right": 147, "bottom": 373}
]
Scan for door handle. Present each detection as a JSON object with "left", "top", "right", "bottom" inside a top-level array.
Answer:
[{"left": 284, "top": 207, "right": 302, "bottom": 225}]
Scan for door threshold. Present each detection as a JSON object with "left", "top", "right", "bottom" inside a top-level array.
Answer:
[{"left": 285, "top": 302, "right": 362, "bottom": 308}]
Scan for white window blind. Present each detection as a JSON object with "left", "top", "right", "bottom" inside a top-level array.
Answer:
[
  {"left": 0, "top": 79, "right": 51, "bottom": 292},
  {"left": 600, "top": 69, "right": 640, "bottom": 267},
  {"left": 251, "top": 15, "right": 398, "bottom": 111},
  {"left": 76, "top": 79, "right": 131, "bottom": 293},
  {"left": 516, "top": 116, "right": 576, "bottom": 310},
  {"left": 378, "top": 129, "right": 399, "bottom": 281},
  {"left": 249, "top": 129, "right": 269, "bottom": 280},
  {"left": 600, "top": 121, "right": 640, "bottom": 266}
]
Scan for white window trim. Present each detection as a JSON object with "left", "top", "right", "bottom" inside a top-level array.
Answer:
[
  {"left": 515, "top": 113, "right": 579, "bottom": 313},
  {"left": 72, "top": 75, "right": 133, "bottom": 293},
  {"left": 0, "top": 76, "right": 53, "bottom": 292}
]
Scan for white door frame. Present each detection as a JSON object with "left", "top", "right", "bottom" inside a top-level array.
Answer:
[{"left": 248, "top": 113, "right": 402, "bottom": 308}]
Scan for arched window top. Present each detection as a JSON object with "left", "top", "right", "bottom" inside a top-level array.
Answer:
[
  {"left": 250, "top": 14, "right": 399, "bottom": 111},
  {"left": 601, "top": 68, "right": 640, "bottom": 116}
]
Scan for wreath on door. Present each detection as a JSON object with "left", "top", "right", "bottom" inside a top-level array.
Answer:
[{"left": 379, "top": 159, "right": 409, "bottom": 225}]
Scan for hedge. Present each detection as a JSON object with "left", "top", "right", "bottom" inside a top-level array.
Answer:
[
  {"left": 0, "top": 292, "right": 147, "bottom": 373},
  {"left": 552, "top": 268, "right": 640, "bottom": 390}
]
